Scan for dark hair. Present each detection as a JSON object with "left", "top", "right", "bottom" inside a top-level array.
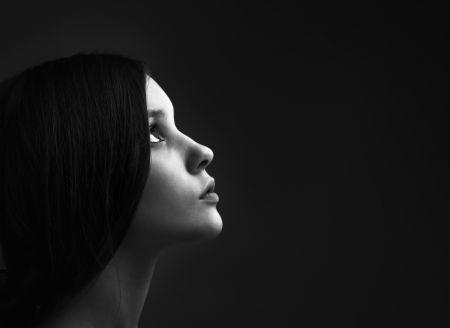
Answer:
[{"left": 0, "top": 52, "right": 151, "bottom": 327}]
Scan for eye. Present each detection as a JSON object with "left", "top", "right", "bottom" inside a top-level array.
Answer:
[{"left": 149, "top": 124, "right": 165, "bottom": 143}]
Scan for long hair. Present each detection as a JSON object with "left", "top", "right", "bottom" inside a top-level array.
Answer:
[{"left": 0, "top": 52, "right": 151, "bottom": 327}]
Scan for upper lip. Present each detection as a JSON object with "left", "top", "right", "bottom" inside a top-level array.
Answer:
[{"left": 200, "top": 179, "right": 215, "bottom": 199}]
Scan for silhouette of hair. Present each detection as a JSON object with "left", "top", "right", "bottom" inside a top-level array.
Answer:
[{"left": 0, "top": 52, "right": 151, "bottom": 327}]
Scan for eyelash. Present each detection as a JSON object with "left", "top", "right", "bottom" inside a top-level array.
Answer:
[{"left": 149, "top": 124, "right": 165, "bottom": 144}]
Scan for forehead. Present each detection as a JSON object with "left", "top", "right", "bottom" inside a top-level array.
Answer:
[{"left": 146, "top": 76, "right": 174, "bottom": 117}]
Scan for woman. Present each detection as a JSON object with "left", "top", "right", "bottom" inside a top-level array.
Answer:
[{"left": 0, "top": 52, "right": 222, "bottom": 328}]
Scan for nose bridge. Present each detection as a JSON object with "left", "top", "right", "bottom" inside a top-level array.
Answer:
[{"left": 183, "top": 133, "right": 214, "bottom": 173}]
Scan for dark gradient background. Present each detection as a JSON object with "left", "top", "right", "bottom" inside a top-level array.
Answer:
[{"left": 0, "top": 1, "right": 448, "bottom": 327}]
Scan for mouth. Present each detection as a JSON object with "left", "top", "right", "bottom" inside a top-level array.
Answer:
[{"left": 200, "top": 179, "right": 215, "bottom": 199}]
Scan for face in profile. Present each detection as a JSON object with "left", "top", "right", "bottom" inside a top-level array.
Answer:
[{"left": 128, "top": 76, "right": 222, "bottom": 249}]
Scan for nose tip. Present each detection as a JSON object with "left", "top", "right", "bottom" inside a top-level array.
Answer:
[
  {"left": 197, "top": 145, "right": 214, "bottom": 171},
  {"left": 188, "top": 143, "right": 214, "bottom": 173}
]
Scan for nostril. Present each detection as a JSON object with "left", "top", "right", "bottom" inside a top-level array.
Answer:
[
  {"left": 197, "top": 159, "right": 210, "bottom": 171},
  {"left": 187, "top": 144, "right": 213, "bottom": 173}
]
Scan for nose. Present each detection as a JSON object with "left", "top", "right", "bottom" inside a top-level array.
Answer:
[{"left": 186, "top": 141, "right": 214, "bottom": 174}]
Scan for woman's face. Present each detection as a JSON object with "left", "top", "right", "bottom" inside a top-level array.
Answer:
[{"left": 131, "top": 77, "right": 222, "bottom": 246}]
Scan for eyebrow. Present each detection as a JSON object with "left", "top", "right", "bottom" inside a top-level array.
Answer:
[
  {"left": 147, "top": 106, "right": 175, "bottom": 119},
  {"left": 147, "top": 109, "right": 166, "bottom": 119}
]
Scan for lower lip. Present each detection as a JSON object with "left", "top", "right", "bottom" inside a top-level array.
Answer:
[{"left": 200, "top": 192, "right": 219, "bottom": 203}]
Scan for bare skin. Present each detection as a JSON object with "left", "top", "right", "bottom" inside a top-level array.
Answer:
[
  {"left": 34, "top": 77, "right": 222, "bottom": 328},
  {"left": 34, "top": 243, "right": 167, "bottom": 328}
]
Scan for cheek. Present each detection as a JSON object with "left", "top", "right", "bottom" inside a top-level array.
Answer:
[
  {"left": 147, "top": 159, "right": 192, "bottom": 212},
  {"left": 133, "top": 159, "right": 192, "bottom": 238},
  {"left": 132, "top": 156, "right": 222, "bottom": 244}
]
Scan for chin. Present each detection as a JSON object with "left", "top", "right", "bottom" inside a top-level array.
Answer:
[{"left": 179, "top": 212, "right": 223, "bottom": 244}]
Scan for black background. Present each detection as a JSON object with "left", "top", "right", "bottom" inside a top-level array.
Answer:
[{"left": 0, "top": 1, "right": 448, "bottom": 327}]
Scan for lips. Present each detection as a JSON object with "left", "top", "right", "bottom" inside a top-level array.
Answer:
[{"left": 200, "top": 179, "right": 215, "bottom": 199}]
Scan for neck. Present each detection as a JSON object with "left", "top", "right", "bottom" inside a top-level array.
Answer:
[{"left": 37, "top": 243, "right": 172, "bottom": 328}]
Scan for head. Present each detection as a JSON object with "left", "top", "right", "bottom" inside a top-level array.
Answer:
[
  {"left": 130, "top": 76, "right": 222, "bottom": 247},
  {"left": 0, "top": 52, "right": 222, "bottom": 327}
]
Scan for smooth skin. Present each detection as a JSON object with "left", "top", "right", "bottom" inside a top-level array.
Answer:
[{"left": 35, "top": 76, "right": 222, "bottom": 328}]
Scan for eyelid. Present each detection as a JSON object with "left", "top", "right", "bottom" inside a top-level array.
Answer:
[{"left": 149, "top": 123, "right": 165, "bottom": 144}]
